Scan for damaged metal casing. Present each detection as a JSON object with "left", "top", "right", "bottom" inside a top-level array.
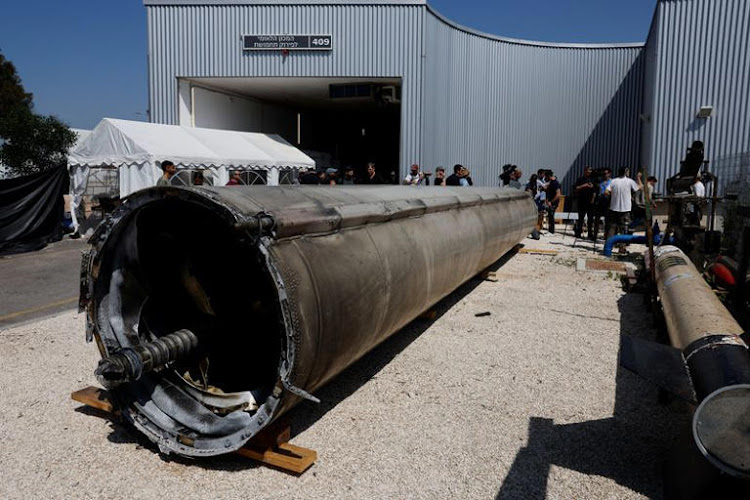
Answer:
[
  {"left": 81, "top": 185, "right": 536, "bottom": 457},
  {"left": 622, "top": 245, "right": 750, "bottom": 478}
]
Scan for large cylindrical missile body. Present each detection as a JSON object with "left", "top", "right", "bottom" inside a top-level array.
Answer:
[
  {"left": 653, "top": 245, "right": 750, "bottom": 477},
  {"left": 81, "top": 186, "right": 535, "bottom": 457}
]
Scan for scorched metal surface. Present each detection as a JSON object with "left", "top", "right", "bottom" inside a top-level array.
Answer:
[{"left": 80, "top": 185, "right": 535, "bottom": 456}]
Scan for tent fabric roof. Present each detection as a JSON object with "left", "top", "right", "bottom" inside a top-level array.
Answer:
[
  {"left": 67, "top": 118, "right": 314, "bottom": 171},
  {"left": 70, "top": 128, "right": 92, "bottom": 150}
]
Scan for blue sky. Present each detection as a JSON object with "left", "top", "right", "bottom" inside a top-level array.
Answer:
[{"left": 0, "top": 0, "right": 657, "bottom": 130}]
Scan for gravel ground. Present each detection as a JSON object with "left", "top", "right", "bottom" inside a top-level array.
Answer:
[{"left": 0, "top": 229, "right": 688, "bottom": 499}]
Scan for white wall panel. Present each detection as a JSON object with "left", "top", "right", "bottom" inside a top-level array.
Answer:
[{"left": 191, "top": 85, "right": 296, "bottom": 140}]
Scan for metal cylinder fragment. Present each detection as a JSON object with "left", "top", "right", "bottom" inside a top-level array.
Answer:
[
  {"left": 81, "top": 185, "right": 536, "bottom": 456},
  {"left": 654, "top": 245, "right": 750, "bottom": 477}
]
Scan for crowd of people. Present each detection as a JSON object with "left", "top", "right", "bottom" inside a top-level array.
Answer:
[
  {"left": 571, "top": 166, "right": 666, "bottom": 242},
  {"left": 157, "top": 159, "right": 709, "bottom": 247},
  {"left": 295, "top": 162, "right": 476, "bottom": 187},
  {"left": 503, "top": 163, "right": 670, "bottom": 244},
  {"left": 154, "top": 159, "right": 479, "bottom": 188}
]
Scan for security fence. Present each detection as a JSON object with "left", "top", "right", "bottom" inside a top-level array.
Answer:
[{"left": 714, "top": 152, "right": 750, "bottom": 257}]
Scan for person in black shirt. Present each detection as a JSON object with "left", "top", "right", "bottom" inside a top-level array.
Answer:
[
  {"left": 300, "top": 167, "right": 320, "bottom": 184},
  {"left": 544, "top": 170, "right": 561, "bottom": 234},
  {"left": 434, "top": 166, "right": 446, "bottom": 186},
  {"left": 446, "top": 164, "right": 464, "bottom": 186},
  {"left": 341, "top": 166, "right": 356, "bottom": 185},
  {"left": 573, "top": 166, "right": 596, "bottom": 238},
  {"left": 359, "top": 162, "right": 385, "bottom": 184}
]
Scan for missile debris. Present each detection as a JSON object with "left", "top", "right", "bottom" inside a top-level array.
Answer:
[
  {"left": 80, "top": 185, "right": 535, "bottom": 457},
  {"left": 621, "top": 245, "right": 750, "bottom": 478}
]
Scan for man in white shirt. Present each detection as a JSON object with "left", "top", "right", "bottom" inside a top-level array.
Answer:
[
  {"left": 403, "top": 163, "right": 427, "bottom": 186},
  {"left": 693, "top": 175, "right": 706, "bottom": 197},
  {"left": 605, "top": 166, "right": 643, "bottom": 240},
  {"left": 686, "top": 174, "right": 706, "bottom": 224}
]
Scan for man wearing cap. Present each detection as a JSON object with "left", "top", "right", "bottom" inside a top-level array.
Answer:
[
  {"left": 403, "top": 163, "right": 428, "bottom": 186},
  {"left": 325, "top": 167, "right": 338, "bottom": 185}
]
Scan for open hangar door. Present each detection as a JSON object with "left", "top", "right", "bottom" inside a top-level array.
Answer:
[{"left": 181, "top": 77, "right": 401, "bottom": 182}]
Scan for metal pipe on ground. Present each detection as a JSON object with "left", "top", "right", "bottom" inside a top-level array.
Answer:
[
  {"left": 603, "top": 233, "right": 671, "bottom": 257},
  {"left": 653, "top": 245, "right": 750, "bottom": 478},
  {"left": 80, "top": 185, "right": 536, "bottom": 457}
]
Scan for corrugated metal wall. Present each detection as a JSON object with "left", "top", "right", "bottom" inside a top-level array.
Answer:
[
  {"left": 147, "top": 3, "right": 424, "bottom": 172},
  {"left": 645, "top": 0, "right": 750, "bottom": 186},
  {"left": 422, "top": 10, "right": 645, "bottom": 191},
  {"left": 640, "top": 8, "right": 660, "bottom": 176}
]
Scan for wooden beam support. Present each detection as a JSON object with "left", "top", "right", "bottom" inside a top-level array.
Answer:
[
  {"left": 71, "top": 386, "right": 115, "bottom": 414},
  {"left": 70, "top": 386, "right": 317, "bottom": 474},
  {"left": 518, "top": 248, "right": 559, "bottom": 256}
]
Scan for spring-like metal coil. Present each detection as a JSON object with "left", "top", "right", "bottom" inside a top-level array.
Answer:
[{"left": 95, "top": 329, "right": 199, "bottom": 388}]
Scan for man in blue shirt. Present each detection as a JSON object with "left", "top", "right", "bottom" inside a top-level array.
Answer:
[
  {"left": 592, "top": 168, "right": 612, "bottom": 241},
  {"left": 446, "top": 164, "right": 470, "bottom": 186}
]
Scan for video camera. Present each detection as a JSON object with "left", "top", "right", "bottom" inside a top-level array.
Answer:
[
  {"left": 667, "top": 140, "right": 705, "bottom": 195},
  {"left": 499, "top": 164, "right": 516, "bottom": 186}
]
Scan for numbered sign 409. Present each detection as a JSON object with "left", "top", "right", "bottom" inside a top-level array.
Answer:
[{"left": 243, "top": 35, "right": 333, "bottom": 51}]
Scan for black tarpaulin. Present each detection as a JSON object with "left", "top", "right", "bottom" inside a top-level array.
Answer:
[{"left": 0, "top": 164, "right": 69, "bottom": 256}]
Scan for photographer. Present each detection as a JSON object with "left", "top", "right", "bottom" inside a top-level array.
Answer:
[
  {"left": 403, "top": 163, "right": 430, "bottom": 186},
  {"left": 434, "top": 166, "right": 446, "bottom": 186},
  {"left": 508, "top": 167, "right": 523, "bottom": 189},
  {"left": 499, "top": 164, "right": 515, "bottom": 186}
]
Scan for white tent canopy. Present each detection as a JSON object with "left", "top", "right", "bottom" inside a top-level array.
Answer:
[{"left": 68, "top": 118, "right": 315, "bottom": 198}]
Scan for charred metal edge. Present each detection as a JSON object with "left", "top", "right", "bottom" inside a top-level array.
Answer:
[
  {"left": 684, "top": 335, "right": 750, "bottom": 402},
  {"left": 692, "top": 384, "right": 750, "bottom": 479},
  {"left": 80, "top": 187, "right": 288, "bottom": 456}
]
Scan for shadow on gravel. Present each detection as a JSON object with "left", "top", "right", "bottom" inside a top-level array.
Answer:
[
  {"left": 83, "top": 248, "right": 520, "bottom": 472},
  {"left": 74, "top": 404, "right": 269, "bottom": 472},
  {"left": 496, "top": 291, "right": 687, "bottom": 500}
]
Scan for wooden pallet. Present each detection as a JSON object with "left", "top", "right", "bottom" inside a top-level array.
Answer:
[
  {"left": 71, "top": 386, "right": 316, "bottom": 475},
  {"left": 480, "top": 270, "right": 499, "bottom": 282},
  {"left": 518, "top": 248, "right": 559, "bottom": 256},
  {"left": 419, "top": 309, "right": 437, "bottom": 320}
]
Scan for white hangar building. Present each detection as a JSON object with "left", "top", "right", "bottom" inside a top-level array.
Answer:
[{"left": 144, "top": 0, "right": 750, "bottom": 191}]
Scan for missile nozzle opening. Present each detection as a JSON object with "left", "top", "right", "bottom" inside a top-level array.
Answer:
[
  {"left": 693, "top": 384, "right": 750, "bottom": 478},
  {"left": 90, "top": 193, "right": 284, "bottom": 455}
]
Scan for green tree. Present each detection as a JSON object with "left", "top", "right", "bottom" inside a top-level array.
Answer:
[
  {"left": 0, "top": 51, "right": 76, "bottom": 175},
  {"left": 0, "top": 53, "right": 32, "bottom": 117}
]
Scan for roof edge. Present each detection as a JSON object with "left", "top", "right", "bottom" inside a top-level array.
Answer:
[
  {"left": 142, "top": 0, "right": 647, "bottom": 49},
  {"left": 144, "top": 0, "right": 425, "bottom": 5},
  {"left": 425, "top": 4, "right": 646, "bottom": 49}
]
